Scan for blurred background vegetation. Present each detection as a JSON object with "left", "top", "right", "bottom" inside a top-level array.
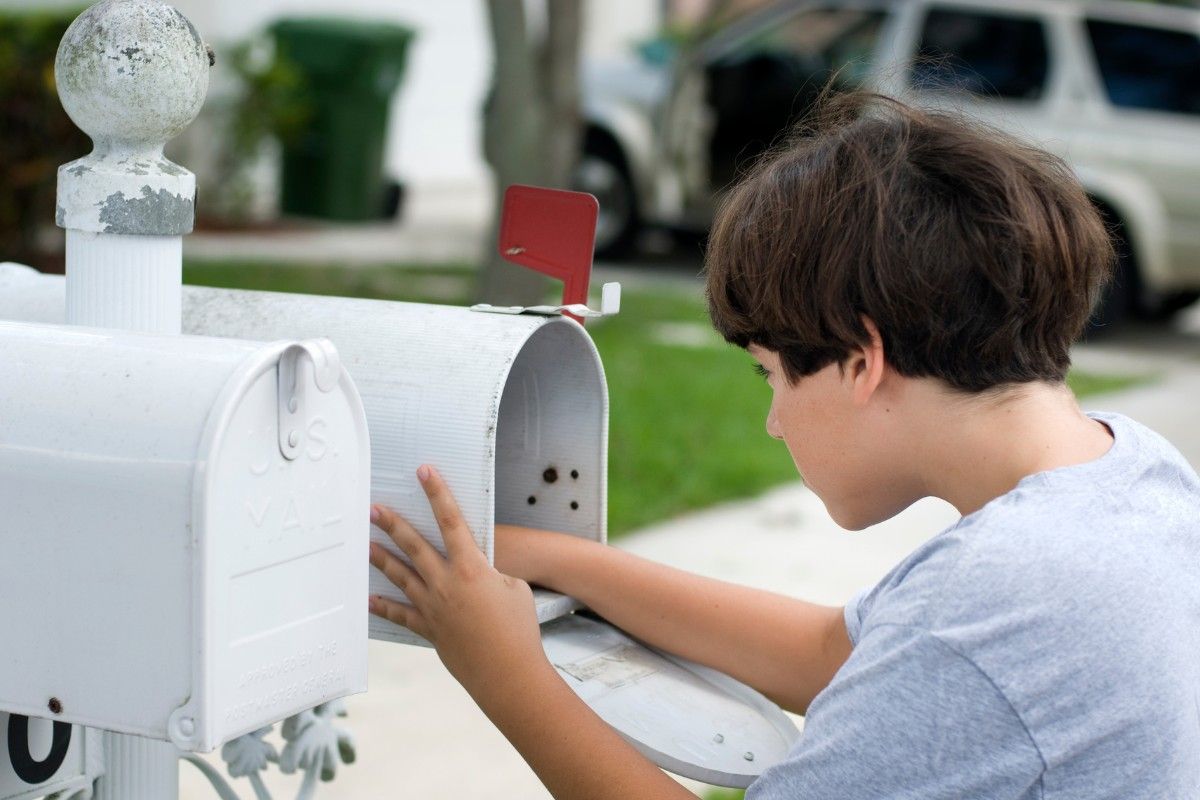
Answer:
[{"left": 0, "top": 7, "right": 86, "bottom": 270}]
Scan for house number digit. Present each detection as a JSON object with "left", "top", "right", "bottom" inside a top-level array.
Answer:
[{"left": 7, "top": 714, "right": 71, "bottom": 784}]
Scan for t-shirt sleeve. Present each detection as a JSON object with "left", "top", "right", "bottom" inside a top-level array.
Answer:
[
  {"left": 748, "top": 623, "right": 1045, "bottom": 800},
  {"left": 842, "top": 587, "right": 871, "bottom": 646}
]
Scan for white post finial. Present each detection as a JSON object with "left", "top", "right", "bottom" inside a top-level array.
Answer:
[
  {"left": 55, "top": 0, "right": 209, "bottom": 236},
  {"left": 54, "top": 0, "right": 210, "bottom": 334}
]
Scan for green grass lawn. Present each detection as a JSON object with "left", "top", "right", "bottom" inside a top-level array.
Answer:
[
  {"left": 183, "top": 259, "right": 477, "bottom": 305},
  {"left": 183, "top": 259, "right": 1150, "bottom": 540},
  {"left": 587, "top": 290, "right": 796, "bottom": 536},
  {"left": 703, "top": 789, "right": 748, "bottom": 800}
]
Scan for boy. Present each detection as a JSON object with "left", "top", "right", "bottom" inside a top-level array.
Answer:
[{"left": 367, "top": 93, "right": 1200, "bottom": 798}]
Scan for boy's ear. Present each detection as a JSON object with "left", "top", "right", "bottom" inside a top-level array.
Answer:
[{"left": 845, "top": 316, "right": 887, "bottom": 406}]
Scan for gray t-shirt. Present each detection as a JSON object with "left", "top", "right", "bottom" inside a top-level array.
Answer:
[{"left": 749, "top": 412, "right": 1200, "bottom": 799}]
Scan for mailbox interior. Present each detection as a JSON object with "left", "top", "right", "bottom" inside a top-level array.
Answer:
[
  {"left": 496, "top": 320, "right": 608, "bottom": 622},
  {"left": 495, "top": 321, "right": 607, "bottom": 538}
]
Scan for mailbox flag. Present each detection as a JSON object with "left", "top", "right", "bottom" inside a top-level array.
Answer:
[{"left": 498, "top": 185, "right": 599, "bottom": 321}]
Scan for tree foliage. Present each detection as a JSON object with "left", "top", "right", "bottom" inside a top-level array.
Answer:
[
  {"left": 478, "top": 0, "right": 583, "bottom": 304},
  {"left": 0, "top": 8, "right": 89, "bottom": 270}
]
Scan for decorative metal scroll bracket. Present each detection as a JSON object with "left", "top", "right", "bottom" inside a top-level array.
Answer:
[
  {"left": 185, "top": 702, "right": 355, "bottom": 800},
  {"left": 46, "top": 702, "right": 355, "bottom": 800}
]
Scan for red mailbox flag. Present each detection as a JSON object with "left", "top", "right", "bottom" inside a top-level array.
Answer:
[{"left": 497, "top": 185, "right": 599, "bottom": 324}]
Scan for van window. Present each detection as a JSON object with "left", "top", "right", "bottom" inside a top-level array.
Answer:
[
  {"left": 913, "top": 8, "right": 1049, "bottom": 100},
  {"left": 717, "top": 8, "right": 886, "bottom": 84},
  {"left": 704, "top": 8, "right": 887, "bottom": 188},
  {"left": 1086, "top": 19, "right": 1200, "bottom": 115}
]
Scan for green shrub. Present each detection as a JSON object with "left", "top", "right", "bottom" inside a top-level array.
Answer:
[
  {"left": 202, "top": 35, "right": 312, "bottom": 221},
  {"left": 0, "top": 8, "right": 88, "bottom": 268}
]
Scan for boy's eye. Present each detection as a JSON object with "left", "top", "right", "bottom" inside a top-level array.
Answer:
[{"left": 752, "top": 362, "right": 770, "bottom": 380}]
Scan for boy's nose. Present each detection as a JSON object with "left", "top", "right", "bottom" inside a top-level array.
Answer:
[{"left": 766, "top": 409, "right": 784, "bottom": 440}]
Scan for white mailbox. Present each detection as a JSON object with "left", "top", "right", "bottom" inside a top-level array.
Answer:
[
  {"left": 0, "top": 265, "right": 603, "bottom": 636},
  {"left": 184, "top": 286, "right": 608, "bottom": 642},
  {"left": 0, "top": 266, "right": 800, "bottom": 787},
  {"left": 0, "top": 319, "right": 370, "bottom": 753}
]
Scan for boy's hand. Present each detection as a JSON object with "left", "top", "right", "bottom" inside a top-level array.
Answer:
[
  {"left": 370, "top": 468, "right": 694, "bottom": 800},
  {"left": 368, "top": 465, "right": 548, "bottom": 690}
]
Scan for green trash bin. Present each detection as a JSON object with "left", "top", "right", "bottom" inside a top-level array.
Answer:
[{"left": 271, "top": 18, "right": 415, "bottom": 221}]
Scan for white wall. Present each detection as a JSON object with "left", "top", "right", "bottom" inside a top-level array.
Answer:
[
  {"left": 8, "top": 0, "right": 659, "bottom": 188},
  {"left": 174, "top": 0, "right": 493, "bottom": 185},
  {"left": 181, "top": 0, "right": 658, "bottom": 187}
]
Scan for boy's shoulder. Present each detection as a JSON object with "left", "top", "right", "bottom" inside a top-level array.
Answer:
[
  {"left": 854, "top": 412, "right": 1200, "bottom": 640},
  {"left": 848, "top": 411, "right": 1200, "bottom": 755},
  {"left": 784, "top": 413, "right": 1200, "bottom": 799}
]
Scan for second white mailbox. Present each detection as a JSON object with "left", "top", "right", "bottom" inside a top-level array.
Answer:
[{"left": 0, "top": 320, "right": 370, "bottom": 753}]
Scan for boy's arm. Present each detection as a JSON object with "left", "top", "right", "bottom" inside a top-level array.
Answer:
[
  {"left": 368, "top": 469, "right": 697, "bottom": 800},
  {"left": 472, "top": 654, "right": 699, "bottom": 800},
  {"left": 496, "top": 525, "right": 853, "bottom": 714}
]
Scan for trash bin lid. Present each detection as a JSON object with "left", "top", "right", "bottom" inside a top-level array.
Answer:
[
  {"left": 541, "top": 613, "right": 800, "bottom": 788},
  {"left": 271, "top": 17, "right": 414, "bottom": 92},
  {"left": 272, "top": 17, "right": 414, "bottom": 50}
]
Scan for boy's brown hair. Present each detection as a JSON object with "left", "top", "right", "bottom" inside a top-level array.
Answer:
[{"left": 705, "top": 92, "right": 1114, "bottom": 392}]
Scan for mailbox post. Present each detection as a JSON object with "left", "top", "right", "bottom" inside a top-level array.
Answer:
[
  {"left": 55, "top": 0, "right": 206, "bottom": 335},
  {"left": 54, "top": 2, "right": 207, "bottom": 796}
]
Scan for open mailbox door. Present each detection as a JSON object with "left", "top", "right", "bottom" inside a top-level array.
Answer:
[{"left": 543, "top": 615, "right": 800, "bottom": 787}]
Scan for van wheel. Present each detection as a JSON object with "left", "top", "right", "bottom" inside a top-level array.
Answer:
[
  {"left": 1086, "top": 232, "right": 1136, "bottom": 337},
  {"left": 1137, "top": 290, "right": 1200, "bottom": 322},
  {"left": 1086, "top": 206, "right": 1142, "bottom": 338},
  {"left": 572, "top": 143, "right": 639, "bottom": 259}
]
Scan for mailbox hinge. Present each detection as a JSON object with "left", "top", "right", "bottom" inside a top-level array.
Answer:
[
  {"left": 278, "top": 339, "right": 341, "bottom": 460},
  {"left": 471, "top": 282, "right": 621, "bottom": 320}
]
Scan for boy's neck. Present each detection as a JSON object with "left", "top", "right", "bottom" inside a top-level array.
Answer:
[{"left": 907, "top": 381, "right": 1115, "bottom": 518}]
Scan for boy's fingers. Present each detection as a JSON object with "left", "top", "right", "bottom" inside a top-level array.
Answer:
[
  {"left": 417, "top": 465, "right": 482, "bottom": 562},
  {"left": 371, "top": 503, "right": 443, "bottom": 578},
  {"left": 368, "top": 542, "right": 428, "bottom": 604},
  {"left": 369, "top": 595, "right": 431, "bottom": 641}
]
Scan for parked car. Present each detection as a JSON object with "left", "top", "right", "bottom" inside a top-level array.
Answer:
[{"left": 576, "top": 0, "right": 1200, "bottom": 326}]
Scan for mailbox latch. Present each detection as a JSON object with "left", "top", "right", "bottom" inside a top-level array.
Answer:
[{"left": 277, "top": 338, "right": 341, "bottom": 460}]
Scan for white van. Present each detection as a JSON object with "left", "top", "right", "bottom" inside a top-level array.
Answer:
[{"left": 578, "top": 0, "right": 1200, "bottom": 327}]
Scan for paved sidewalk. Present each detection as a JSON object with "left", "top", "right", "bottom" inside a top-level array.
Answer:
[
  {"left": 185, "top": 182, "right": 491, "bottom": 267},
  {"left": 183, "top": 181, "right": 709, "bottom": 294}
]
